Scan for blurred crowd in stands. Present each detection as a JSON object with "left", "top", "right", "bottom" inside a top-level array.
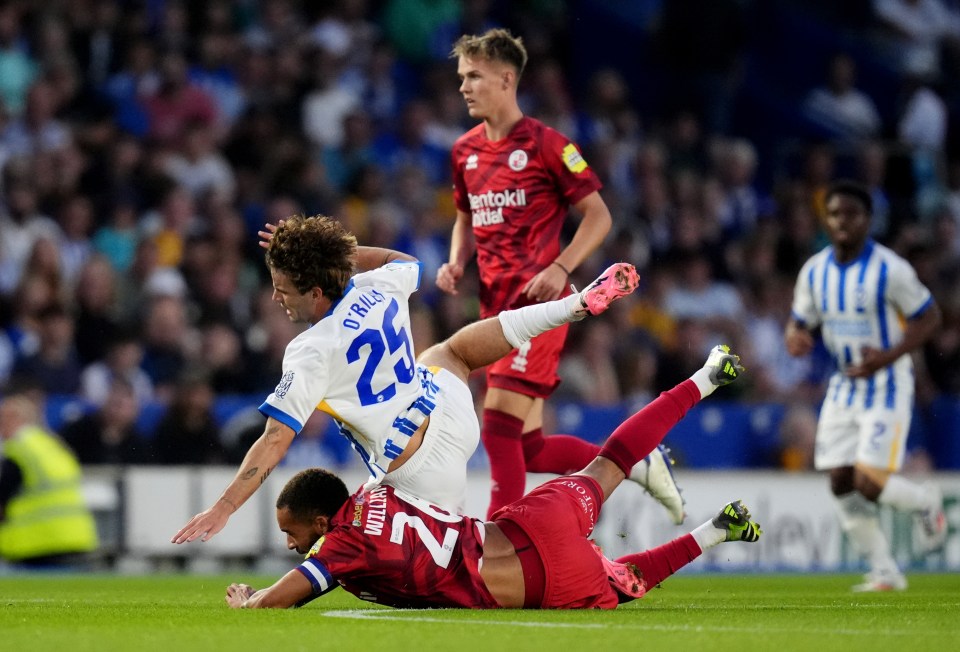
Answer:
[{"left": 1, "top": 0, "right": 960, "bottom": 470}]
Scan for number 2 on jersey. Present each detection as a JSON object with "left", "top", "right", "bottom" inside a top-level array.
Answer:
[
  {"left": 390, "top": 513, "right": 458, "bottom": 568},
  {"left": 346, "top": 298, "right": 416, "bottom": 405}
]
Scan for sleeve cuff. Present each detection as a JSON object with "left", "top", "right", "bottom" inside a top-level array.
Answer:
[
  {"left": 392, "top": 259, "right": 423, "bottom": 290},
  {"left": 297, "top": 558, "right": 335, "bottom": 595},
  {"left": 258, "top": 402, "right": 304, "bottom": 434},
  {"left": 908, "top": 295, "right": 934, "bottom": 320}
]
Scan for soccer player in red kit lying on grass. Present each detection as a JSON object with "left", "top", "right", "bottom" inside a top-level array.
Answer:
[{"left": 226, "top": 346, "right": 760, "bottom": 610}]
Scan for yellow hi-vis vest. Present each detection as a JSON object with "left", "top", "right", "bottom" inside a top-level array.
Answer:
[{"left": 0, "top": 425, "right": 99, "bottom": 561}]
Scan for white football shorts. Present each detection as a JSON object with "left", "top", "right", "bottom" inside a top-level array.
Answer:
[
  {"left": 814, "top": 384, "right": 913, "bottom": 472},
  {"left": 382, "top": 368, "right": 480, "bottom": 514}
]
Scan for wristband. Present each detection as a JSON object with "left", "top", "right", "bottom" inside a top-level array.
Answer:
[{"left": 551, "top": 261, "right": 571, "bottom": 276}]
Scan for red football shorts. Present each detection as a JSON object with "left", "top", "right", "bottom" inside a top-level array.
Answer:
[
  {"left": 486, "top": 323, "right": 568, "bottom": 399},
  {"left": 492, "top": 475, "right": 618, "bottom": 609}
]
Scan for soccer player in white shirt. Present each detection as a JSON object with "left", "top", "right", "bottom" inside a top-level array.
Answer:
[
  {"left": 785, "top": 180, "right": 946, "bottom": 592},
  {"left": 172, "top": 214, "right": 639, "bottom": 545}
]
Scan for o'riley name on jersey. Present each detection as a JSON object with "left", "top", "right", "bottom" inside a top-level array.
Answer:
[{"left": 342, "top": 289, "right": 387, "bottom": 330}]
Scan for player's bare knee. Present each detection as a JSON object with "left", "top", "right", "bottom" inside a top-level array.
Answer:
[
  {"left": 852, "top": 469, "right": 883, "bottom": 502},
  {"left": 418, "top": 341, "right": 471, "bottom": 383},
  {"left": 576, "top": 458, "right": 624, "bottom": 502}
]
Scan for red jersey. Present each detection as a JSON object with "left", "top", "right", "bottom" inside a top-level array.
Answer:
[
  {"left": 295, "top": 484, "right": 499, "bottom": 609},
  {"left": 452, "top": 117, "right": 602, "bottom": 317}
]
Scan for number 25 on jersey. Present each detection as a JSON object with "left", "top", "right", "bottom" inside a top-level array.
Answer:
[{"left": 346, "top": 298, "right": 416, "bottom": 405}]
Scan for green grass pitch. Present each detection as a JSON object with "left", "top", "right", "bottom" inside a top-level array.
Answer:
[{"left": 2, "top": 573, "right": 958, "bottom": 652}]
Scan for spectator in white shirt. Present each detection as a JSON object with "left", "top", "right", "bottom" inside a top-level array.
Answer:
[
  {"left": 803, "top": 53, "right": 882, "bottom": 142},
  {"left": 897, "top": 74, "right": 948, "bottom": 153},
  {"left": 873, "top": 0, "right": 960, "bottom": 77},
  {"left": 162, "top": 120, "right": 236, "bottom": 202}
]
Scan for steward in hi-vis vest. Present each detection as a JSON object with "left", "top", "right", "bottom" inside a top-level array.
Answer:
[{"left": 0, "top": 395, "right": 98, "bottom": 563}]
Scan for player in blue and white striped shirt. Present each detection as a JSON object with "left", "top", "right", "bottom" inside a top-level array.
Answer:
[{"left": 785, "top": 180, "right": 945, "bottom": 592}]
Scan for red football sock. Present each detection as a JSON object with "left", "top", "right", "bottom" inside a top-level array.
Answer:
[
  {"left": 599, "top": 379, "right": 700, "bottom": 476},
  {"left": 481, "top": 409, "right": 526, "bottom": 518},
  {"left": 615, "top": 534, "right": 702, "bottom": 588},
  {"left": 522, "top": 428, "right": 600, "bottom": 475}
]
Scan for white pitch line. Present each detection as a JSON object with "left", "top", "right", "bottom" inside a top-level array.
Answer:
[
  {"left": 321, "top": 609, "right": 950, "bottom": 637},
  {"left": 324, "top": 610, "right": 607, "bottom": 629}
]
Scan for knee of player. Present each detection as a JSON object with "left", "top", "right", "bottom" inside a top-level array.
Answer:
[
  {"left": 852, "top": 470, "right": 883, "bottom": 501},
  {"left": 421, "top": 341, "right": 470, "bottom": 380}
]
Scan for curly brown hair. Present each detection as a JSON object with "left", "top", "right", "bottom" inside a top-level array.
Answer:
[
  {"left": 450, "top": 28, "right": 528, "bottom": 78},
  {"left": 276, "top": 468, "right": 350, "bottom": 523},
  {"left": 265, "top": 215, "right": 357, "bottom": 300}
]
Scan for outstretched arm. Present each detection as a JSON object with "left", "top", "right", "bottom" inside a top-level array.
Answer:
[
  {"left": 172, "top": 418, "right": 295, "bottom": 544},
  {"left": 226, "top": 569, "right": 314, "bottom": 609}
]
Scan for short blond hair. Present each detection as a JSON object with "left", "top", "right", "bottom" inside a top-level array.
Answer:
[{"left": 451, "top": 28, "right": 528, "bottom": 78}]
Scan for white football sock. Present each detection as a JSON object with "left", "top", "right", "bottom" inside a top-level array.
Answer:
[
  {"left": 877, "top": 475, "right": 932, "bottom": 513},
  {"left": 691, "top": 519, "right": 727, "bottom": 551},
  {"left": 690, "top": 368, "right": 717, "bottom": 399},
  {"left": 497, "top": 294, "right": 581, "bottom": 348},
  {"left": 833, "top": 492, "right": 899, "bottom": 575}
]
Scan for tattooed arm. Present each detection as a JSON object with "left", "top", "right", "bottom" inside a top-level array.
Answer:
[{"left": 171, "top": 418, "right": 296, "bottom": 544}]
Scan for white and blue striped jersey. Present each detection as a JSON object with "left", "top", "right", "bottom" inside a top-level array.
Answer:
[
  {"left": 259, "top": 261, "right": 436, "bottom": 486},
  {"left": 791, "top": 240, "right": 934, "bottom": 410}
]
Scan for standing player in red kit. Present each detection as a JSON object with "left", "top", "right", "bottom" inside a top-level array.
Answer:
[{"left": 435, "top": 28, "right": 684, "bottom": 522}]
